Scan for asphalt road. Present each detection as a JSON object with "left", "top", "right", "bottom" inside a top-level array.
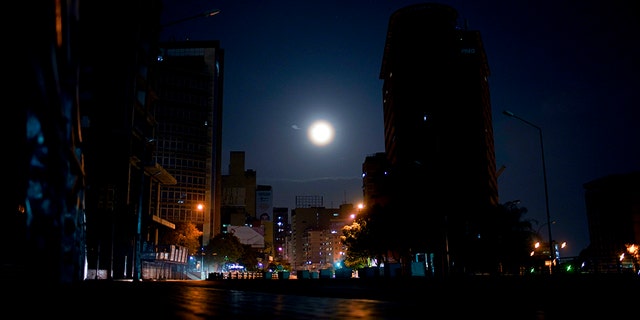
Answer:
[{"left": 6, "top": 274, "right": 638, "bottom": 319}]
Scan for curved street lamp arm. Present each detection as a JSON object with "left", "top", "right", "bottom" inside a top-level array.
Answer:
[{"left": 162, "top": 9, "right": 221, "bottom": 27}]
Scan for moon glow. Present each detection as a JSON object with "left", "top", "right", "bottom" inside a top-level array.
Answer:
[{"left": 308, "top": 120, "right": 335, "bottom": 146}]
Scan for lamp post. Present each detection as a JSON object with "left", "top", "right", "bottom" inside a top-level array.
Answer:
[
  {"left": 197, "top": 203, "right": 206, "bottom": 279},
  {"left": 503, "top": 110, "right": 555, "bottom": 273},
  {"left": 133, "top": 138, "right": 156, "bottom": 281},
  {"left": 536, "top": 220, "right": 556, "bottom": 237},
  {"left": 162, "top": 9, "right": 221, "bottom": 27},
  {"left": 201, "top": 249, "right": 205, "bottom": 280}
]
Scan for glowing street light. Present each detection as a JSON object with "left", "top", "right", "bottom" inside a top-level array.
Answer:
[{"left": 503, "top": 110, "right": 555, "bottom": 273}]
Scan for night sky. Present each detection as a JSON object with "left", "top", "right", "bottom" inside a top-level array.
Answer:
[{"left": 160, "top": 0, "right": 640, "bottom": 258}]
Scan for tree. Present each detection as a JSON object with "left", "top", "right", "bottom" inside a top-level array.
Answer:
[
  {"left": 159, "top": 222, "right": 203, "bottom": 255},
  {"left": 238, "top": 244, "right": 259, "bottom": 271},
  {"left": 484, "top": 200, "right": 536, "bottom": 275},
  {"left": 343, "top": 200, "right": 538, "bottom": 276},
  {"left": 267, "top": 259, "right": 291, "bottom": 272},
  {"left": 341, "top": 221, "right": 370, "bottom": 269},
  {"left": 341, "top": 204, "right": 397, "bottom": 269},
  {"left": 262, "top": 240, "right": 274, "bottom": 258},
  {"left": 205, "top": 233, "right": 245, "bottom": 272}
]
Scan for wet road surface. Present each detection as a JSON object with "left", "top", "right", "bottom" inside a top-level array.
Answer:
[{"left": 6, "top": 275, "right": 638, "bottom": 319}]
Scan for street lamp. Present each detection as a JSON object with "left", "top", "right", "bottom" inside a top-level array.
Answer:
[
  {"left": 197, "top": 203, "right": 206, "bottom": 279},
  {"left": 201, "top": 248, "right": 205, "bottom": 280},
  {"left": 503, "top": 110, "right": 555, "bottom": 273},
  {"left": 536, "top": 220, "right": 556, "bottom": 236},
  {"left": 162, "top": 9, "right": 221, "bottom": 27},
  {"left": 351, "top": 203, "right": 364, "bottom": 220}
]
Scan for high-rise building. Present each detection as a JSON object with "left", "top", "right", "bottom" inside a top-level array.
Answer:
[
  {"left": 379, "top": 3, "right": 499, "bottom": 276},
  {"left": 290, "top": 204, "right": 356, "bottom": 272},
  {"left": 79, "top": 0, "right": 174, "bottom": 281},
  {"left": 151, "top": 41, "right": 224, "bottom": 247},
  {"left": 221, "top": 151, "right": 257, "bottom": 230},
  {"left": 256, "top": 185, "right": 274, "bottom": 221},
  {"left": 362, "top": 152, "right": 390, "bottom": 208},
  {"left": 273, "top": 207, "right": 290, "bottom": 260}
]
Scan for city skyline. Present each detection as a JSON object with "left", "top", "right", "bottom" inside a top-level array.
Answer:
[{"left": 160, "top": 0, "right": 640, "bottom": 258}]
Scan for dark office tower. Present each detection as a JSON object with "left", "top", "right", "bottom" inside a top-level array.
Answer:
[
  {"left": 362, "top": 152, "right": 391, "bottom": 209},
  {"left": 151, "top": 41, "right": 224, "bottom": 247},
  {"left": 221, "top": 151, "right": 257, "bottom": 229},
  {"left": 380, "top": 3, "right": 499, "bottom": 276}
]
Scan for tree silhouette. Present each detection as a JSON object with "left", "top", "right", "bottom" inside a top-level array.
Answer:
[
  {"left": 486, "top": 201, "right": 536, "bottom": 275},
  {"left": 206, "top": 233, "right": 244, "bottom": 272},
  {"left": 159, "top": 222, "right": 203, "bottom": 255},
  {"left": 342, "top": 200, "right": 537, "bottom": 276},
  {"left": 341, "top": 203, "right": 399, "bottom": 269}
]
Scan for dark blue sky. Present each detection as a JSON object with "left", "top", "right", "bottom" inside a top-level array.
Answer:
[{"left": 160, "top": 0, "right": 640, "bottom": 257}]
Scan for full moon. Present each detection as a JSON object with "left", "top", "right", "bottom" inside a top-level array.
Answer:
[{"left": 308, "top": 120, "right": 335, "bottom": 146}]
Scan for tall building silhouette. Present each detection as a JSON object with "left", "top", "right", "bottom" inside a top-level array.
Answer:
[
  {"left": 362, "top": 152, "right": 391, "bottom": 209},
  {"left": 79, "top": 0, "right": 171, "bottom": 281},
  {"left": 273, "top": 207, "right": 291, "bottom": 261},
  {"left": 221, "top": 151, "right": 257, "bottom": 229},
  {"left": 151, "top": 41, "right": 224, "bottom": 247},
  {"left": 379, "top": 3, "right": 499, "bottom": 276}
]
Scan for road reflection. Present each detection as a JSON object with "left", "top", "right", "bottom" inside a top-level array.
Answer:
[
  {"left": 14, "top": 276, "right": 636, "bottom": 319},
  {"left": 174, "top": 285, "right": 415, "bottom": 319}
]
